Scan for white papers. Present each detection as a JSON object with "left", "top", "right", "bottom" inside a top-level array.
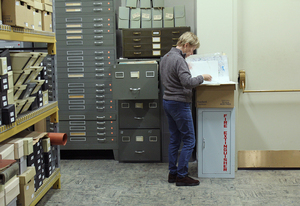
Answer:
[{"left": 189, "top": 61, "right": 219, "bottom": 81}]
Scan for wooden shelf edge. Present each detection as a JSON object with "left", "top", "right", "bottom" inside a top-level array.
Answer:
[
  {"left": 30, "top": 168, "right": 61, "bottom": 206},
  {"left": 0, "top": 24, "right": 56, "bottom": 44},
  {"left": 0, "top": 101, "right": 59, "bottom": 141}
]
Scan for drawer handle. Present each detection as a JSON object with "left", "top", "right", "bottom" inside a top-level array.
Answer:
[
  {"left": 172, "top": 38, "right": 179, "bottom": 41},
  {"left": 133, "top": 38, "right": 141, "bottom": 42},
  {"left": 93, "top": 18, "right": 103, "bottom": 22},
  {"left": 95, "top": 41, "right": 104, "bottom": 45},
  {"left": 97, "top": 127, "right": 106, "bottom": 130},
  {"left": 134, "top": 45, "right": 141, "bottom": 48},
  {"left": 96, "top": 89, "right": 105, "bottom": 93},
  {"left": 135, "top": 150, "right": 145, "bottom": 154},
  {"left": 96, "top": 100, "right": 105, "bottom": 104},
  {"left": 134, "top": 117, "right": 144, "bottom": 120},
  {"left": 94, "top": 24, "right": 103, "bottom": 27},
  {"left": 130, "top": 88, "right": 141, "bottom": 91},
  {"left": 134, "top": 52, "right": 141, "bottom": 55},
  {"left": 93, "top": 2, "right": 103, "bottom": 6},
  {"left": 95, "top": 51, "right": 104, "bottom": 54},
  {"left": 94, "top": 8, "right": 103, "bottom": 12},
  {"left": 95, "top": 68, "right": 104, "bottom": 72},
  {"left": 95, "top": 57, "right": 104, "bottom": 60},
  {"left": 94, "top": 36, "right": 104, "bottom": 39},
  {"left": 97, "top": 138, "right": 106, "bottom": 142},
  {"left": 172, "top": 31, "right": 180, "bottom": 34},
  {"left": 133, "top": 32, "right": 141, "bottom": 35}
]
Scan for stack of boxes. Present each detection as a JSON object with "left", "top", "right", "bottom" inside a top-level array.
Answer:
[
  {"left": 0, "top": 131, "right": 56, "bottom": 206},
  {"left": 0, "top": 55, "right": 16, "bottom": 126},
  {"left": 0, "top": 144, "right": 20, "bottom": 206},
  {"left": 118, "top": 0, "right": 186, "bottom": 29},
  {"left": 0, "top": 50, "right": 49, "bottom": 126},
  {"left": 1, "top": 0, "right": 53, "bottom": 32}
]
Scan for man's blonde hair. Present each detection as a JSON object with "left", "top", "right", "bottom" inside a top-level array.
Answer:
[{"left": 176, "top": 32, "right": 200, "bottom": 49}]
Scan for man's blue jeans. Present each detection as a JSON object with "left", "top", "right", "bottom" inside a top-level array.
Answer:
[{"left": 163, "top": 99, "right": 195, "bottom": 178}]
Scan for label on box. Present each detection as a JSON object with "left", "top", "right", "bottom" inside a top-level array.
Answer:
[
  {"left": 11, "top": 117, "right": 14, "bottom": 122},
  {"left": 16, "top": 2, "right": 20, "bottom": 5},
  {"left": 153, "top": 15, "right": 162, "bottom": 20},
  {"left": 3, "top": 101, "right": 7, "bottom": 107},
  {"left": 10, "top": 111, "right": 14, "bottom": 117},
  {"left": 2, "top": 96, "right": 6, "bottom": 101},
  {"left": 4, "top": 84, "right": 8, "bottom": 89},
  {"left": 142, "top": 13, "right": 150, "bottom": 19},
  {"left": 3, "top": 79, "right": 7, "bottom": 83},
  {"left": 166, "top": 13, "right": 173, "bottom": 19}
]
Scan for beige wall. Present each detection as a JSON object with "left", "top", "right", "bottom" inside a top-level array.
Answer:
[{"left": 196, "top": 0, "right": 300, "bottom": 151}]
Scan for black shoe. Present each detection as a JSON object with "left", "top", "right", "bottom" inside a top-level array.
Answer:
[
  {"left": 176, "top": 176, "right": 200, "bottom": 186},
  {"left": 168, "top": 173, "right": 177, "bottom": 183}
]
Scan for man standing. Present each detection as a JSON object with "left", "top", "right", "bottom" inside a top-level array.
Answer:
[{"left": 160, "top": 32, "right": 212, "bottom": 186}]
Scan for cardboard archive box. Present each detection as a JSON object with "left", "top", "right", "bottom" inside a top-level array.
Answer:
[
  {"left": 141, "top": 9, "right": 152, "bottom": 28},
  {"left": 17, "top": 167, "right": 35, "bottom": 206},
  {"left": 130, "top": 8, "right": 141, "bottom": 28},
  {"left": 4, "top": 176, "right": 19, "bottom": 205},
  {"left": 195, "top": 84, "right": 236, "bottom": 108},
  {"left": 33, "top": 1, "right": 43, "bottom": 31},
  {"left": 152, "top": 8, "right": 162, "bottom": 28},
  {"left": 42, "top": 3, "right": 52, "bottom": 32},
  {"left": 163, "top": 7, "right": 174, "bottom": 28},
  {"left": 0, "top": 144, "right": 14, "bottom": 160},
  {"left": 118, "top": 7, "right": 130, "bottom": 29},
  {"left": 0, "top": 190, "right": 4, "bottom": 206},
  {"left": 1, "top": 0, "right": 28, "bottom": 28},
  {"left": 1, "top": 138, "right": 24, "bottom": 160}
]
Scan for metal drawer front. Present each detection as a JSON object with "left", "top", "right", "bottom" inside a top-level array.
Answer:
[
  {"left": 55, "top": 1, "right": 113, "bottom": 8},
  {"left": 57, "top": 49, "right": 115, "bottom": 57},
  {"left": 57, "top": 80, "right": 113, "bottom": 89},
  {"left": 56, "top": 26, "right": 115, "bottom": 35},
  {"left": 55, "top": 6, "right": 114, "bottom": 15},
  {"left": 119, "top": 129, "right": 161, "bottom": 162},
  {"left": 59, "top": 112, "right": 117, "bottom": 121},
  {"left": 119, "top": 100, "right": 160, "bottom": 128},
  {"left": 56, "top": 39, "right": 115, "bottom": 47},
  {"left": 57, "top": 55, "right": 113, "bottom": 63},
  {"left": 112, "top": 64, "right": 158, "bottom": 100},
  {"left": 56, "top": 15, "right": 113, "bottom": 24}
]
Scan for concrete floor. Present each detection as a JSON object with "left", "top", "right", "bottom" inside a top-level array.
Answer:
[{"left": 36, "top": 160, "right": 300, "bottom": 206}]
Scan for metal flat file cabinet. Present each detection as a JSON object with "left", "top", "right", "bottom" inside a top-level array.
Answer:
[
  {"left": 197, "top": 108, "right": 235, "bottom": 178},
  {"left": 112, "top": 63, "right": 159, "bottom": 100}
]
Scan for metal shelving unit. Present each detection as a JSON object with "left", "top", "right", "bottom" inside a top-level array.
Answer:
[{"left": 0, "top": 24, "right": 61, "bottom": 206}]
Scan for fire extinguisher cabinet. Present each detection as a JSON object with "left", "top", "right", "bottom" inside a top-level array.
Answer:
[{"left": 197, "top": 108, "right": 235, "bottom": 178}]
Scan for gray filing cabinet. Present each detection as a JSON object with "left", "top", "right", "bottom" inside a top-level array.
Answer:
[
  {"left": 197, "top": 108, "right": 235, "bottom": 178},
  {"left": 55, "top": 0, "right": 118, "bottom": 157},
  {"left": 113, "top": 62, "right": 161, "bottom": 162}
]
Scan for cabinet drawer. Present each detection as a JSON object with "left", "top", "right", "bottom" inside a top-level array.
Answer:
[
  {"left": 123, "top": 49, "right": 168, "bottom": 58},
  {"left": 59, "top": 112, "right": 117, "bottom": 121},
  {"left": 56, "top": 27, "right": 115, "bottom": 35},
  {"left": 56, "top": 15, "right": 113, "bottom": 24},
  {"left": 56, "top": 39, "right": 115, "bottom": 47},
  {"left": 55, "top": 5, "right": 113, "bottom": 15},
  {"left": 119, "top": 129, "right": 161, "bottom": 162},
  {"left": 55, "top": 1, "right": 113, "bottom": 8},
  {"left": 56, "top": 23, "right": 115, "bottom": 32},
  {"left": 56, "top": 49, "right": 115, "bottom": 57},
  {"left": 112, "top": 63, "right": 158, "bottom": 100},
  {"left": 119, "top": 100, "right": 160, "bottom": 128}
]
